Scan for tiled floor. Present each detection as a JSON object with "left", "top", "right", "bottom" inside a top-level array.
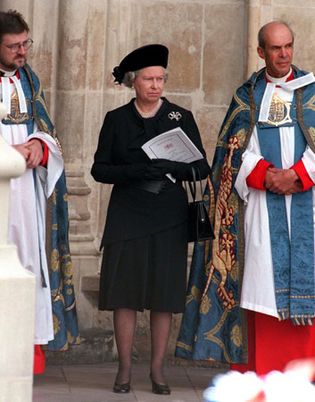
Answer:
[{"left": 33, "top": 362, "right": 227, "bottom": 402}]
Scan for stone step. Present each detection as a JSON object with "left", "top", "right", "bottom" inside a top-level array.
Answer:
[{"left": 46, "top": 329, "right": 114, "bottom": 365}]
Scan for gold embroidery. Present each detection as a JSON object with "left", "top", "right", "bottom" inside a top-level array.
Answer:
[
  {"left": 191, "top": 285, "right": 201, "bottom": 300},
  {"left": 175, "top": 341, "right": 192, "bottom": 352},
  {"left": 51, "top": 249, "right": 60, "bottom": 272},
  {"left": 231, "top": 324, "right": 242, "bottom": 348},
  {"left": 200, "top": 295, "right": 211, "bottom": 314},
  {"left": 267, "top": 93, "right": 292, "bottom": 126},
  {"left": 308, "top": 127, "right": 315, "bottom": 144},
  {"left": 218, "top": 92, "right": 250, "bottom": 141},
  {"left": 204, "top": 309, "right": 232, "bottom": 362},
  {"left": 62, "top": 259, "right": 73, "bottom": 277},
  {"left": 304, "top": 94, "right": 315, "bottom": 112},
  {"left": 51, "top": 190, "right": 57, "bottom": 205},
  {"left": 53, "top": 314, "right": 60, "bottom": 335},
  {"left": 2, "top": 88, "right": 30, "bottom": 124},
  {"left": 51, "top": 288, "right": 64, "bottom": 303},
  {"left": 186, "top": 285, "right": 201, "bottom": 305},
  {"left": 202, "top": 135, "right": 240, "bottom": 310}
]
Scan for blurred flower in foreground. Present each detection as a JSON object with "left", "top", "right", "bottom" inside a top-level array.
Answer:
[{"left": 203, "top": 369, "right": 315, "bottom": 402}]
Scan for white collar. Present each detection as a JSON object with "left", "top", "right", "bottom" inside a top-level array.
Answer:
[
  {"left": 265, "top": 68, "right": 292, "bottom": 84},
  {"left": 259, "top": 70, "right": 315, "bottom": 123},
  {"left": 0, "top": 68, "right": 17, "bottom": 77}
]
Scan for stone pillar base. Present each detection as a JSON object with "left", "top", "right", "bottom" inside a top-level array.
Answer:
[{"left": 0, "top": 245, "right": 35, "bottom": 402}]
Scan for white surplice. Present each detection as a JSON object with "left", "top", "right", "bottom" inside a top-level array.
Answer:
[
  {"left": 0, "top": 75, "right": 63, "bottom": 344},
  {"left": 235, "top": 75, "right": 315, "bottom": 318}
]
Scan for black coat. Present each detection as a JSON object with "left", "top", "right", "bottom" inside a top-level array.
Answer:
[{"left": 91, "top": 97, "right": 210, "bottom": 245}]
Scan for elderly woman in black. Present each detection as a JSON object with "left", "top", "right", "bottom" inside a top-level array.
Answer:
[{"left": 91, "top": 44, "right": 210, "bottom": 395}]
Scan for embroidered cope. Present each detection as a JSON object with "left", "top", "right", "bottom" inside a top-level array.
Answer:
[
  {"left": 0, "top": 65, "right": 79, "bottom": 349},
  {"left": 175, "top": 66, "right": 315, "bottom": 364}
]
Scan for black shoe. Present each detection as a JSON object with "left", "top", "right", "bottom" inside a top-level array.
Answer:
[
  {"left": 150, "top": 374, "right": 171, "bottom": 395},
  {"left": 113, "top": 381, "right": 130, "bottom": 393}
]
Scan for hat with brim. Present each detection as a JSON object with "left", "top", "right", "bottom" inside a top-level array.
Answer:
[{"left": 112, "top": 44, "right": 169, "bottom": 84}]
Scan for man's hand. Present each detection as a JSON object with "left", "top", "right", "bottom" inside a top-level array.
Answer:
[
  {"left": 265, "top": 167, "right": 302, "bottom": 195},
  {"left": 12, "top": 143, "right": 31, "bottom": 161},
  {"left": 12, "top": 139, "right": 43, "bottom": 169},
  {"left": 25, "top": 139, "right": 44, "bottom": 168}
]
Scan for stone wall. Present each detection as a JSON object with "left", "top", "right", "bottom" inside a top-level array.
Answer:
[{"left": 1, "top": 0, "right": 315, "bottom": 361}]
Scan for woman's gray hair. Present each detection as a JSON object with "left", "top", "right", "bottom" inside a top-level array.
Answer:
[{"left": 122, "top": 68, "right": 168, "bottom": 88}]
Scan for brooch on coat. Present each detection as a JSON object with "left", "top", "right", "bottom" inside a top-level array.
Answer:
[{"left": 168, "top": 111, "right": 182, "bottom": 121}]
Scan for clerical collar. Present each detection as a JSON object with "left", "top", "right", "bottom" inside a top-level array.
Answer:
[
  {"left": 0, "top": 68, "right": 17, "bottom": 77},
  {"left": 259, "top": 69, "right": 315, "bottom": 123},
  {"left": 265, "top": 68, "right": 293, "bottom": 84}
]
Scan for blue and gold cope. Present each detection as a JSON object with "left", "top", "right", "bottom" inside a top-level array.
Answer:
[
  {"left": 175, "top": 66, "right": 315, "bottom": 364},
  {"left": 4, "top": 64, "right": 80, "bottom": 351}
]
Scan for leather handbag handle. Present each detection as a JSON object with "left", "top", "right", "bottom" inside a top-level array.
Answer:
[
  {"left": 187, "top": 166, "right": 203, "bottom": 202},
  {"left": 188, "top": 166, "right": 197, "bottom": 201}
]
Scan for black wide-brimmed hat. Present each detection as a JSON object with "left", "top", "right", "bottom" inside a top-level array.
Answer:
[{"left": 112, "top": 44, "right": 169, "bottom": 84}]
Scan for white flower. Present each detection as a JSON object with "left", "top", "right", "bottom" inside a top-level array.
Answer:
[
  {"left": 203, "top": 371, "right": 264, "bottom": 402},
  {"left": 203, "top": 370, "right": 315, "bottom": 402},
  {"left": 264, "top": 370, "right": 315, "bottom": 402}
]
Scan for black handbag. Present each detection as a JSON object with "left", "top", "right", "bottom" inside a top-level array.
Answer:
[{"left": 186, "top": 167, "right": 214, "bottom": 243}]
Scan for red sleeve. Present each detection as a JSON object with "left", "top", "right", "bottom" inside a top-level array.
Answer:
[
  {"left": 40, "top": 142, "right": 49, "bottom": 167},
  {"left": 291, "top": 159, "right": 314, "bottom": 191},
  {"left": 33, "top": 139, "right": 49, "bottom": 167},
  {"left": 246, "top": 159, "right": 272, "bottom": 190},
  {"left": 27, "top": 138, "right": 49, "bottom": 167}
]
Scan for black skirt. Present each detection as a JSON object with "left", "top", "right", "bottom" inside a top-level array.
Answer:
[{"left": 98, "top": 222, "right": 188, "bottom": 313}]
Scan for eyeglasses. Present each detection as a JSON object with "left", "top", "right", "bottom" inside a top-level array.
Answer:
[{"left": 2, "top": 38, "right": 33, "bottom": 53}]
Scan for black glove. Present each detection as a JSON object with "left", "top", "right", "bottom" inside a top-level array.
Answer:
[
  {"left": 125, "top": 163, "right": 151, "bottom": 180},
  {"left": 144, "top": 159, "right": 190, "bottom": 180}
]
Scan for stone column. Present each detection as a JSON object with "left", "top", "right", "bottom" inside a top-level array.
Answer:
[
  {"left": 54, "top": 0, "right": 109, "bottom": 330},
  {"left": 0, "top": 106, "right": 36, "bottom": 402},
  {"left": 247, "top": 0, "right": 274, "bottom": 77},
  {"left": 247, "top": 0, "right": 262, "bottom": 77}
]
